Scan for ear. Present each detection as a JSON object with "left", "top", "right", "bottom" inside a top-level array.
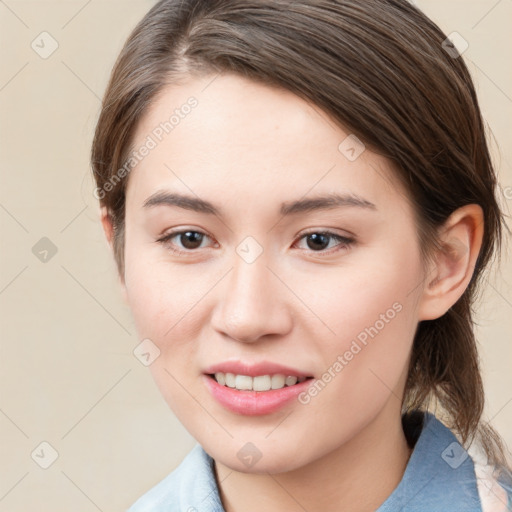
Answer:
[
  {"left": 100, "top": 206, "right": 115, "bottom": 247},
  {"left": 418, "top": 204, "right": 484, "bottom": 321},
  {"left": 100, "top": 207, "right": 128, "bottom": 302}
]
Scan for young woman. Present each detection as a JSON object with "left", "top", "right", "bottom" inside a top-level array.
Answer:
[{"left": 91, "top": 0, "right": 512, "bottom": 510}]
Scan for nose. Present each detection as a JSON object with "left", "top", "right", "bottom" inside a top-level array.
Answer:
[{"left": 210, "top": 253, "right": 293, "bottom": 344}]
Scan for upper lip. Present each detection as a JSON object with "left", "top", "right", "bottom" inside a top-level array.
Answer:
[{"left": 204, "top": 360, "right": 313, "bottom": 378}]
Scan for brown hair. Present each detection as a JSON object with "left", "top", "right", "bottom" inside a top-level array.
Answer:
[{"left": 91, "top": 0, "right": 510, "bottom": 474}]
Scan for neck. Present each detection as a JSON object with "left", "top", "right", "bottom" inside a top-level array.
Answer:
[{"left": 214, "top": 404, "right": 412, "bottom": 512}]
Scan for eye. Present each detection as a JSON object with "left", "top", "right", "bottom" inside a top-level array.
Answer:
[
  {"left": 294, "top": 230, "right": 354, "bottom": 255},
  {"left": 156, "top": 229, "right": 214, "bottom": 254},
  {"left": 156, "top": 229, "right": 354, "bottom": 257}
]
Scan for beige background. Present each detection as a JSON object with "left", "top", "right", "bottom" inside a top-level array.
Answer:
[{"left": 0, "top": 1, "right": 511, "bottom": 510}]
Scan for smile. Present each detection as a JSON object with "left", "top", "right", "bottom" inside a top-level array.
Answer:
[{"left": 209, "top": 372, "right": 312, "bottom": 391}]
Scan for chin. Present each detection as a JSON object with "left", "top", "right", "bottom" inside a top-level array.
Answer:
[{"left": 202, "top": 436, "right": 315, "bottom": 475}]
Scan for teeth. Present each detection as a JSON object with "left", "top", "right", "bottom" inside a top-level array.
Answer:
[
  {"left": 271, "top": 374, "right": 285, "bottom": 389},
  {"left": 253, "top": 375, "right": 271, "bottom": 391},
  {"left": 225, "top": 373, "right": 236, "bottom": 388},
  {"left": 215, "top": 372, "right": 226, "bottom": 386},
  {"left": 235, "top": 375, "right": 252, "bottom": 390},
  {"left": 285, "top": 376, "right": 298, "bottom": 386},
  {"left": 212, "top": 372, "right": 308, "bottom": 391}
]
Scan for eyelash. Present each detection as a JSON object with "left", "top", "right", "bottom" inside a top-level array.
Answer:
[{"left": 155, "top": 229, "right": 355, "bottom": 257}]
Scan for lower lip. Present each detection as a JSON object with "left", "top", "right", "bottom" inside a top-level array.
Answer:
[{"left": 203, "top": 375, "right": 314, "bottom": 416}]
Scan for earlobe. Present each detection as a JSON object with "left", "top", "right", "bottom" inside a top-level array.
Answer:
[
  {"left": 100, "top": 206, "right": 128, "bottom": 302},
  {"left": 418, "top": 204, "right": 484, "bottom": 321},
  {"left": 100, "top": 206, "right": 114, "bottom": 247},
  {"left": 119, "top": 279, "right": 128, "bottom": 303}
]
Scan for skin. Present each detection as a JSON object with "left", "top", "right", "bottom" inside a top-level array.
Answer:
[{"left": 101, "top": 73, "right": 483, "bottom": 511}]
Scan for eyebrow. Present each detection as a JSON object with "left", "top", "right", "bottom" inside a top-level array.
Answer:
[{"left": 142, "top": 191, "right": 377, "bottom": 216}]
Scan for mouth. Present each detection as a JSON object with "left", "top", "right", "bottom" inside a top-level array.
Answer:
[
  {"left": 203, "top": 371, "right": 315, "bottom": 415},
  {"left": 206, "top": 372, "right": 314, "bottom": 392}
]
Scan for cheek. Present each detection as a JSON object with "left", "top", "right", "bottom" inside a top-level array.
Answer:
[
  {"left": 320, "top": 303, "right": 414, "bottom": 416},
  {"left": 304, "top": 246, "right": 423, "bottom": 411},
  {"left": 123, "top": 254, "right": 208, "bottom": 414},
  {"left": 123, "top": 232, "right": 206, "bottom": 341}
]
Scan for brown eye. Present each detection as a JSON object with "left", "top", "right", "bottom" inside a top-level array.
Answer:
[
  {"left": 295, "top": 231, "right": 355, "bottom": 255},
  {"left": 305, "top": 233, "right": 330, "bottom": 251},
  {"left": 156, "top": 230, "right": 211, "bottom": 254},
  {"left": 178, "top": 231, "right": 204, "bottom": 250}
]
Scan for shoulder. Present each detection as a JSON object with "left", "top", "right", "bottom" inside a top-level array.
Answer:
[
  {"left": 378, "top": 412, "right": 512, "bottom": 512},
  {"left": 126, "top": 444, "right": 224, "bottom": 512}
]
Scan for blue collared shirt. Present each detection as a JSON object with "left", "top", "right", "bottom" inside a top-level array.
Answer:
[{"left": 127, "top": 413, "right": 512, "bottom": 511}]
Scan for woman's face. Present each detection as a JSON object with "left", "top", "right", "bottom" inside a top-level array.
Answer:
[{"left": 122, "top": 73, "right": 428, "bottom": 473}]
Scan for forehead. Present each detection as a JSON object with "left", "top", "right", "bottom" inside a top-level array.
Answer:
[{"left": 125, "top": 73, "right": 410, "bottom": 216}]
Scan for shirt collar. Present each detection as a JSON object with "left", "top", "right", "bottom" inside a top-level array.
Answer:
[
  {"left": 129, "top": 411, "right": 482, "bottom": 511},
  {"left": 377, "top": 411, "right": 481, "bottom": 511}
]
